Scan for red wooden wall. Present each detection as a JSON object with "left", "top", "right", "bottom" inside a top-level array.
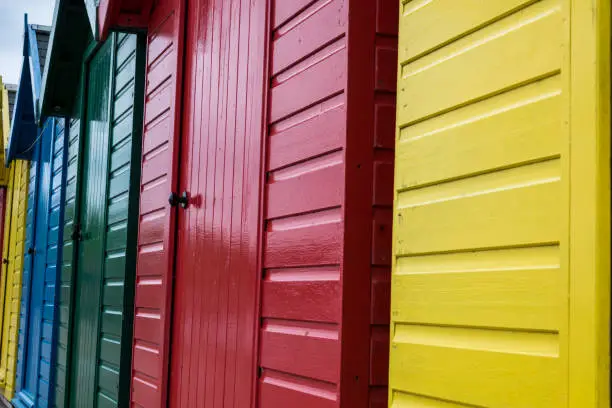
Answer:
[
  {"left": 258, "top": 0, "right": 397, "bottom": 407},
  {"left": 130, "top": 0, "right": 184, "bottom": 406},
  {"left": 98, "top": 0, "right": 151, "bottom": 40},
  {"left": 128, "top": 0, "right": 397, "bottom": 406}
]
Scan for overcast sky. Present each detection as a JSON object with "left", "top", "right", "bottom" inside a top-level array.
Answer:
[{"left": 0, "top": 0, "right": 55, "bottom": 85}]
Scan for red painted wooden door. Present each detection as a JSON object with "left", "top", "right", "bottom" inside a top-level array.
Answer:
[{"left": 168, "top": 0, "right": 268, "bottom": 407}]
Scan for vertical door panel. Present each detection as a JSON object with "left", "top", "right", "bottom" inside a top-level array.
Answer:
[
  {"left": 44, "top": 119, "right": 66, "bottom": 406},
  {"left": 70, "top": 38, "right": 114, "bottom": 408},
  {"left": 98, "top": 32, "right": 143, "bottom": 407},
  {"left": 167, "top": 0, "right": 267, "bottom": 406},
  {"left": 14, "top": 120, "right": 47, "bottom": 406}
]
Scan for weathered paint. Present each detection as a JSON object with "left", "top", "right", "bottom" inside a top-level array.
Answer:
[
  {"left": 390, "top": 1, "right": 610, "bottom": 407},
  {"left": 0, "top": 159, "right": 30, "bottom": 399},
  {"left": 60, "top": 32, "right": 144, "bottom": 408}
]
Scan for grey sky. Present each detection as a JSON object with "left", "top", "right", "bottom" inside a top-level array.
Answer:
[{"left": 0, "top": 0, "right": 55, "bottom": 85}]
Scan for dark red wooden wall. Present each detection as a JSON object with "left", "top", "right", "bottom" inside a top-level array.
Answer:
[{"left": 258, "top": 0, "right": 397, "bottom": 407}]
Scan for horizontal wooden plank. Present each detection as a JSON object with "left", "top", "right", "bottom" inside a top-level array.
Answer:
[
  {"left": 259, "top": 370, "right": 337, "bottom": 408},
  {"left": 267, "top": 155, "right": 343, "bottom": 219},
  {"left": 262, "top": 267, "right": 341, "bottom": 323},
  {"left": 399, "top": 0, "right": 536, "bottom": 62},
  {"left": 272, "top": 0, "right": 346, "bottom": 74},
  {"left": 260, "top": 320, "right": 340, "bottom": 383},
  {"left": 268, "top": 95, "right": 345, "bottom": 171},
  {"left": 397, "top": 0, "right": 562, "bottom": 125},
  {"left": 390, "top": 324, "right": 563, "bottom": 407},
  {"left": 396, "top": 75, "right": 562, "bottom": 190},
  {"left": 265, "top": 217, "right": 342, "bottom": 268},
  {"left": 395, "top": 160, "right": 562, "bottom": 255},
  {"left": 270, "top": 39, "right": 346, "bottom": 123},
  {"left": 393, "top": 245, "right": 561, "bottom": 330}
]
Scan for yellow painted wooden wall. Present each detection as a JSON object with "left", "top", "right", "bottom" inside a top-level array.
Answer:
[
  {"left": 0, "top": 78, "right": 13, "bottom": 393},
  {"left": 0, "top": 80, "right": 30, "bottom": 399},
  {"left": 390, "top": 0, "right": 610, "bottom": 407},
  {"left": 0, "top": 160, "right": 28, "bottom": 399}
]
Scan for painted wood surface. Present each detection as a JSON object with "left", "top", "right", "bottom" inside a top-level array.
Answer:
[{"left": 390, "top": 1, "right": 610, "bottom": 407}]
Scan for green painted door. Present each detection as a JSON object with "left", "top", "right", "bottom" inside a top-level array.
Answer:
[
  {"left": 63, "top": 32, "right": 144, "bottom": 408},
  {"left": 55, "top": 66, "right": 84, "bottom": 408},
  {"left": 71, "top": 36, "right": 112, "bottom": 408}
]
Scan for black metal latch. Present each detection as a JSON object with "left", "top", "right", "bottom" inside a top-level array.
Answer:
[
  {"left": 27, "top": 247, "right": 35, "bottom": 255},
  {"left": 168, "top": 191, "right": 190, "bottom": 209},
  {"left": 2, "top": 258, "right": 8, "bottom": 265},
  {"left": 71, "top": 223, "right": 83, "bottom": 241}
]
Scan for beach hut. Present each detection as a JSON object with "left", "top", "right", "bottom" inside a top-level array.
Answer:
[
  {"left": 6, "top": 16, "right": 68, "bottom": 408},
  {"left": 40, "top": 2, "right": 146, "bottom": 405},
  {"left": 0, "top": 70, "right": 30, "bottom": 400}
]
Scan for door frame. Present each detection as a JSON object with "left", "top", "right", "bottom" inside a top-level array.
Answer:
[{"left": 568, "top": 0, "right": 611, "bottom": 406}]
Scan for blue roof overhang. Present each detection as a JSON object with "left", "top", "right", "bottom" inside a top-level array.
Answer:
[
  {"left": 6, "top": 62, "right": 37, "bottom": 165},
  {"left": 6, "top": 15, "right": 44, "bottom": 165}
]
